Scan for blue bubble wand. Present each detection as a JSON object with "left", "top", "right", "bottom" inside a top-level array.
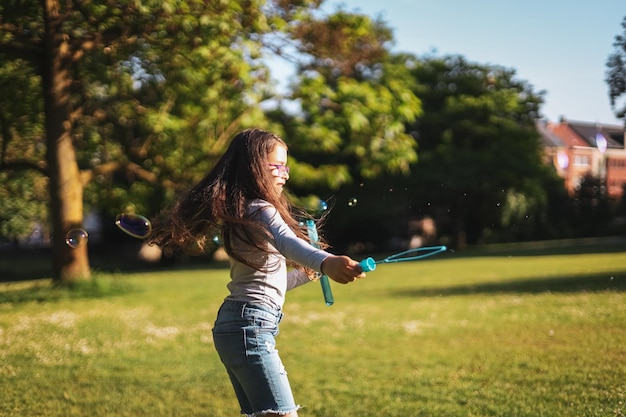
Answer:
[
  {"left": 358, "top": 245, "right": 448, "bottom": 272},
  {"left": 305, "top": 219, "right": 334, "bottom": 306}
]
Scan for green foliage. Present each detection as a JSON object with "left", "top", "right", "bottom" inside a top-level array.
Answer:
[
  {"left": 321, "top": 54, "right": 558, "bottom": 250},
  {"left": 1, "top": 0, "right": 426, "bottom": 260},
  {"left": 0, "top": 171, "right": 48, "bottom": 240},
  {"left": 273, "top": 11, "right": 421, "bottom": 191},
  {"left": 606, "top": 16, "right": 626, "bottom": 121},
  {"left": 77, "top": 0, "right": 285, "bottom": 216},
  {"left": 296, "top": 75, "right": 420, "bottom": 178},
  {"left": 1, "top": 0, "right": 587, "bottom": 257},
  {"left": 290, "top": 9, "right": 393, "bottom": 80},
  {"left": 405, "top": 54, "right": 552, "bottom": 245},
  {"left": 0, "top": 55, "right": 47, "bottom": 241}
]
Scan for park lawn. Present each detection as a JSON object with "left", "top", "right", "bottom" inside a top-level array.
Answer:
[{"left": 0, "top": 250, "right": 624, "bottom": 417}]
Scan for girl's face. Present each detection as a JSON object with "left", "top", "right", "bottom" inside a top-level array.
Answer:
[{"left": 267, "top": 144, "right": 289, "bottom": 193}]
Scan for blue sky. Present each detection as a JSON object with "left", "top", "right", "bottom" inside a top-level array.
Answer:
[{"left": 320, "top": 0, "right": 625, "bottom": 126}]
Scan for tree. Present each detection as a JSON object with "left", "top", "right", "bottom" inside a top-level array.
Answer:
[
  {"left": 77, "top": 1, "right": 282, "bottom": 217},
  {"left": 1, "top": 0, "right": 424, "bottom": 281},
  {"left": 267, "top": 9, "right": 422, "bottom": 194},
  {"left": 606, "top": 16, "right": 626, "bottom": 123},
  {"left": 0, "top": 0, "right": 304, "bottom": 283},
  {"left": 0, "top": 0, "right": 173, "bottom": 282},
  {"left": 403, "top": 54, "right": 555, "bottom": 248}
]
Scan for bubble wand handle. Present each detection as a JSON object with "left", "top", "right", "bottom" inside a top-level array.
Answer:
[
  {"left": 305, "top": 220, "right": 334, "bottom": 306},
  {"left": 359, "top": 257, "right": 377, "bottom": 272}
]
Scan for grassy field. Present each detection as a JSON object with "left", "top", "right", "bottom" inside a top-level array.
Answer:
[{"left": 0, "top": 244, "right": 625, "bottom": 417}]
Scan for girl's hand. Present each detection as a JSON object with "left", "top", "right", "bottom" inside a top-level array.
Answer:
[{"left": 321, "top": 255, "right": 366, "bottom": 284}]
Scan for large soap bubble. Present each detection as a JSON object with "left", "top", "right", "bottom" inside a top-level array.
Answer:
[{"left": 115, "top": 213, "right": 152, "bottom": 239}]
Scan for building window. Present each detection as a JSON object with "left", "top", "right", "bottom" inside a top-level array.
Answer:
[
  {"left": 608, "top": 159, "right": 626, "bottom": 168},
  {"left": 573, "top": 154, "right": 590, "bottom": 167}
]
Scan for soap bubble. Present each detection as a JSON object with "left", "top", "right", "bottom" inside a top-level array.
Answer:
[
  {"left": 318, "top": 200, "right": 328, "bottom": 212},
  {"left": 115, "top": 213, "right": 152, "bottom": 239},
  {"left": 65, "top": 228, "right": 88, "bottom": 248},
  {"left": 348, "top": 197, "right": 358, "bottom": 207},
  {"left": 554, "top": 150, "right": 569, "bottom": 170},
  {"left": 212, "top": 235, "right": 222, "bottom": 245},
  {"left": 595, "top": 132, "right": 607, "bottom": 153}
]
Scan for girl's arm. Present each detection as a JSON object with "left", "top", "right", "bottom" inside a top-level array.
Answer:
[
  {"left": 254, "top": 202, "right": 328, "bottom": 271},
  {"left": 254, "top": 201, "right": 365, "bottom": 283}
]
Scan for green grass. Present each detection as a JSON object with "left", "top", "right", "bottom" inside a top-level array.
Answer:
[{"left": 1, "top": 248, "right": 625, "bottom": 417}]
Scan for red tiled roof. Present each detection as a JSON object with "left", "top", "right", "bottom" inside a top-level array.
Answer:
[{"left": 547, "top": 123, "right": 591, "bottom": 147}]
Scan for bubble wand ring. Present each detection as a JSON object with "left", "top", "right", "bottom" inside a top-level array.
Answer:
[
  {"left": 305, "top": 219, "right": 334, "bottom": 306},
  {"left": 359, "top": 245, "right": 448, "bottom": 272}
]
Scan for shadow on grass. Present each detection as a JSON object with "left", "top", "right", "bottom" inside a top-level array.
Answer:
[
  {"left": 0, "top": 244, "right": 229, "bottom": 283},
  {"left": 0, "top": 275, "right": 139, "bottom": 304},
  {"left": 460, "top": 236, "right": 626, "bottom": 258},
  {"left": 391, "top": 271, "right": 626, "bottom": 298}
]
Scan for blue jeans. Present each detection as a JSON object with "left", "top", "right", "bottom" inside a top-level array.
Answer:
[{"left": 212, "top": 300, "right": 300, "bottom": 417}]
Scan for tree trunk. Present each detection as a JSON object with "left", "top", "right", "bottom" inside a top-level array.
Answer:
[{"left": 42, "top": 0, "right": 90, "bottom": 283}]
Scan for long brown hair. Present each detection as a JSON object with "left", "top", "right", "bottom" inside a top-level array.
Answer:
[{"left": 149, "top": 129, "right": 324, "bottom": 271}]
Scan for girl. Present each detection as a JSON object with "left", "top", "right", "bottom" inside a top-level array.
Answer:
[{"left": 149, "top": 129, "right": 365, "bottom": 416}]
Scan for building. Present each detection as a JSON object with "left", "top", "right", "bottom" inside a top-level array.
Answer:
[{"left": 537, "top": 118, "right": 626, "bottom": 200}]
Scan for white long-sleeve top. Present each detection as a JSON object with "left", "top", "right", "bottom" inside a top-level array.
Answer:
[{"left": 225, "top": 199, "right": 330, "bottom": 309}]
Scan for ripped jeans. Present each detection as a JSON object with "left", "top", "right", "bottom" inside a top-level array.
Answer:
[{"left": 212, "top": 300, "right": 300, "bottom": 417}]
